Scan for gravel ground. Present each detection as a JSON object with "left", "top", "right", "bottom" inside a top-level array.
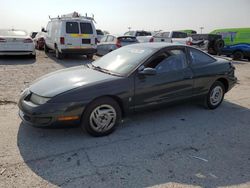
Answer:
[{"left": 0, "top": 51, "right": 250, "bottom": 188}]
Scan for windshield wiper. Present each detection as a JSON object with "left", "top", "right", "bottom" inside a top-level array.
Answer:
[{"left": 91, "top": 64, "right": 122, "bottom": 77}]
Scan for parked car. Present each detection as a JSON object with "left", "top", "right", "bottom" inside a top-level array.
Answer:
[
  {"left": 0, "top": 29, "right": 36, "bottom": 58},
  {"left": 211, "top": 28, "right": 250, "bottom": 60},
  {"left": 97, "top": 35, "right": 138, "bottom": 56},
  {"left": 43, "top": 12, "right": 97, "bottom": 59},
  {"left": 96, "top": 29, "right": 104, "bottom": 43},
  {"left": 150, "top": 31, "right": 192, "bottom": 44},
  {"left": 124, "top": 30, "right": 153, "bottom": 43},
  {"left": 33, "top": 32, "right": 45, "bottom": 50},
  {"left": 190, "top": 34, "right": 225, "bottom": 55},
  {"left": 30, "top": 32, "right": 38, "bottom": 39},
  {"left": 19, "top": 43, "right": 237, "bottom": 136}
]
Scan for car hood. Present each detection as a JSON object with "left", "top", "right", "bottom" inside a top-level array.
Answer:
[{"left": 29, "top": 66, "right": 117, "bottom": 97}]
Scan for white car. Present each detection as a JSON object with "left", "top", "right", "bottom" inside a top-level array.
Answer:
[
  {"left": 96, "top": 29, "right": 104, "bottom": 43},
  {"left": 150, "top": 31, "right": 192, "bottom": 45},
  {"left": 124, "top": 30, "right": 154, "bottom": 43},
  {"left": 43, "top": 12, "right": 97, "bottom": 59},
  {"left": 0, "top": 29, "right": 36, "bottom": 57}
]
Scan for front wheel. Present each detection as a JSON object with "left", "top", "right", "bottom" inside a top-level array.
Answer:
[
  {"left": 81, "top": 97, "right": 121, "bottom": 137},
  {"left": 204, "top": 81, "right": 225, "bottom": 109}
]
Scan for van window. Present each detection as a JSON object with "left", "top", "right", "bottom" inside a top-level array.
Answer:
[
  {"left": 66, "top": 22, "right": 79, "bottom": 34},
  {"left": 80, "top": 23, "right": 93, "bottom": 34}
]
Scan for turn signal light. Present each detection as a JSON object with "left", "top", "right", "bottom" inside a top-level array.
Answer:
[
  {"left": 23, "top": 38, "right": 33, "bottom": 43},
  {"left": 57, "top": 116, "right": 79, "bottom": 121}
]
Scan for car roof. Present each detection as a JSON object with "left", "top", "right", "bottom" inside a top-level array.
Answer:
[{"left": 128, "top": 42, "right": 186, "bottom": 49}]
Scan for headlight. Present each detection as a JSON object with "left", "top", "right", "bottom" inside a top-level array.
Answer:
[{"left": 30, "top": 93, "right": 51, "bottom": 105}]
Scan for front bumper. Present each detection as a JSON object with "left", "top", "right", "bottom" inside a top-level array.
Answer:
[{"left": 18, "top": 93, "right": 86, "bottom": 127}]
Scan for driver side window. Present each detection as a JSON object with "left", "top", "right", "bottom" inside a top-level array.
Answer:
[{"left": 146, "top": 48, "right": 187, "bottom": 73}]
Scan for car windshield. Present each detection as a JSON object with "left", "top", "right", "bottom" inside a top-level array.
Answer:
[
  {"left": 92, "top": 46, "right": 155, "bottom": 76},
  {"left": 0, "top": 29, "right": 27, "bottom": 36}
]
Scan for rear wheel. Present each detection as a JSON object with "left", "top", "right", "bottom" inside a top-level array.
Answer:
[
  {"left": 81, "top": 97, "right": 121, "bottom": 137},
  {"left": 87, "top": 54, "right": 94, "bottom": 59},
  {"left": 55, "top": 48, "right": 63, "bottom": 59},
  {"left": 233, "top": 51, "right": 244, "bottom": 60},
  {"left": 44, "top": 44, "right": 50, "bottom": 53},
  {"left": 30, "top": 54, "right": 36, "bottom": 59},
  {"left": 204, "top": 81, "right": 225, "bottom": 109}
]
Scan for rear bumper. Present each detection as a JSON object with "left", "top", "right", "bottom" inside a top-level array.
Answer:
[
  {"left": 0, "top": 51, "right": 35, "bottom": 56},
  {"left": 61, "top": 48, "right": 97, "bottom": 55},
  {"left": 228, "top": 76, "right": 237, "bottom": 91}
]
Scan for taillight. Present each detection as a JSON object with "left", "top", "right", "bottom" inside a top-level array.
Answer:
[
  {"left": 186, "top": 41, "right": 192, "bottom": 45},
  {"left": 149, "top": 37, "right": 154, "bottom": 42},
  {"left": 23, "top": 38, "right": 33, "bottom": 43},
  {"left": 60, "top": 37, "right": 65, "bottom": 45},
  {"left": 116, "top": 39, "right": 121, "bottom": 48},
  {"left": 0, "top": 38, "right": 6, "bottom": 43},
  {"left": 95, "top": 38, "right": 99, "bottom": 44}
]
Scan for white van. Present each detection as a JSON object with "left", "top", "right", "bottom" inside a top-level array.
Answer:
[{"left": 43, "top": 13, "right": 97, "bottom": 59}]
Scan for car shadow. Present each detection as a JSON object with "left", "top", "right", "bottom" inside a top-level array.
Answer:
[
  {"left": 0, "top": 55, "right": 36, "bottom": 65},
  {"left": 17, "top": 100, "right": 250, "bottom": 187},
  {"left": 44, "top": 51, "right": 95, "bottom": 68}
]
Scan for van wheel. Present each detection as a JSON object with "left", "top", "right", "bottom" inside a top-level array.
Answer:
[
  {"left": 44, "top": 44, "right": 50, "bottom": 53},
  {"left": 55, "top": 48, "right": 63, "bottom": 59},
  {"left": 233, "top": 51, "right": 243, "bottom": 60},
  {"left": 87, "top": 54, "right": 93, "bottom": 59},
  {"left": 81, "top": 97, "right": 121, "bottom": 137}
]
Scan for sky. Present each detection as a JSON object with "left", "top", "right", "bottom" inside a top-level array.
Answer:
[{"left": 0, "top": 0, "right": 249, "bottom": 34}]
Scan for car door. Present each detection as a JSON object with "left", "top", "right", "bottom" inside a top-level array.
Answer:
[
  {"left": 187, "top": 47, "right": 218, "bottom": 96},
  {"left": 103, "top": 35, "right": 115, "bottom": 54},
  {"left": 64, "top": 21, "right": 81, "bottom": 48},
  {"left": 134, "top": 47, "right": 194, "bottom": 109}
]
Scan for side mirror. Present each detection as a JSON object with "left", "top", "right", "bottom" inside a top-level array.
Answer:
[
  {"left": 41, "top": 27, "right": 46, "bottom": 33},
  {"left": 139, "top": 67, "right": 157, "bottom": 76}
]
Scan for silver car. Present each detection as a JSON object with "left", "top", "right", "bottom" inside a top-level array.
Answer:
[{"left": 97, "top": 35, "right": 138, "bottom": 56}]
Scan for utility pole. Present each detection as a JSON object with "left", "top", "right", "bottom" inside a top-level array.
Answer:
[{"left": 200, "top": 27, "right": 204, "bottom": 34}]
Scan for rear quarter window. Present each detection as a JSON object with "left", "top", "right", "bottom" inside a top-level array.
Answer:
[
  {"left": 66, "top": 22, "right": 79, "bottom": 34},
  {"left": 80, "top": 23, "right": 93, "bottom": 34},
  {"left": 172, "top": 32, "right": 188, "bottom": 38},
  {"left": 189, "top": 48, "right": 215, "bottom": 65},
  {"left": 119, "top": 37, "right": 137, "bottom": 42}
]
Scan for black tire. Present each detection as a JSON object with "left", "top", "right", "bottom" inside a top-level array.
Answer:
[
  {"left": 204, "top": 81, "right": 225, "bottom": 109},
  {"left": 55, "top": 47, "right": 63, "bottom": 59},
  {"left": 30, "top": 54, "right": 36, "bottom": 59},
  {"left": 214, "top": 39, "right": 224, "bottom": 53},
  {"left": 87, "top": 54, "right": 94, "bottom": 59},
  {"left": 44, "top": 44, "right": 50, "bottom": 53},
  {"left": 233, "top": 51, "right": 244, "bottom": 60},
  {"left": 81, "top": 97, "right": 122, "bottom": 137},
  {"left": 248, "top": 57, "right": 250, "bottom": 62}
]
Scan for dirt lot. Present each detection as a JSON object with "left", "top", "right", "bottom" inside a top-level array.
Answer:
[{"left": 0, "top": 51, "right": 250, "bottom": 188}]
